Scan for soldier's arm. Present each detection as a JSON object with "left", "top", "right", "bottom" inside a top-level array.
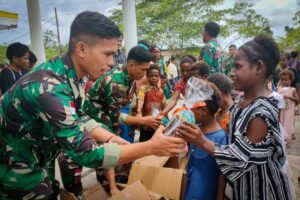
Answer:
[
  {"left": 106, "top": 82, "right": 127, "bottom": 129},
  {"left": 201, "top": 46, "right": 213, "bottom": 66}
]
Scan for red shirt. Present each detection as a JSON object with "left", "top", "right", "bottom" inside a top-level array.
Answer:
[{"left": 174, "top": 79, "right": 187, "bottom": 96}]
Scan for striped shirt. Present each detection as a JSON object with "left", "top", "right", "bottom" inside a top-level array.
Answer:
[{"left": 214, "top": 97, "right": 291, "bottom": 200}]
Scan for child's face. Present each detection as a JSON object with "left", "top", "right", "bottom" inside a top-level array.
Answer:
[
  {"left": 279, "top": 55, "right": 289, "bottom": 69},
  {"left": 231, "top": 50, "right": 262, "bottom": 91},
  {"left": 191, "top": 107, "right": 204, "bottom": 123},
  {"left": 147, "top": 69, "right": 160, "bottom": 86},
  {"left": 151, "top": 47, "right": 161, "bottom": 61},
  {"left": 180, "top": 62, "right": 192, "bottom": 81},
  {"left": 280, "top": 74, "right": 292, "bottom": 87}
]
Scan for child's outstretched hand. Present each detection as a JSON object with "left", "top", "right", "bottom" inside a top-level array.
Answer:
[{"left": 176, "top": 122, "right": 205, "bottom": 145}]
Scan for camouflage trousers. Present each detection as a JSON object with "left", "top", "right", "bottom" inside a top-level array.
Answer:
[
  {"left": 0, "top": 161, "right": 60, "bottom": 200},
  {"left": 58, "top": 153, "right": 132, "bottom": 196}
]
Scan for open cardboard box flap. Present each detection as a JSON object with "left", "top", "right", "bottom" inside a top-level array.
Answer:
[
  {"left": 128, "top": 155, "right": 188, "bottom": 200},
  {"left": 133, "top": 155, "right": 169, "bottom": 167},
  {"left": 108, "top": 180, "right": 152, "bottom": 200}
]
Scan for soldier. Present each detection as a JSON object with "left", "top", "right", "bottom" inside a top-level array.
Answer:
[
  {"left": 83, "top": 45, "right": 162, "bottom": 134},
  {"left": 0, "top": 11, "right": 186, "bottom": 200},
  {"left": 59, "top": 45, "right": 164, "bottom": 198},
  {"left": 198, "top": 22, "right": 225, "bottom": 74}
]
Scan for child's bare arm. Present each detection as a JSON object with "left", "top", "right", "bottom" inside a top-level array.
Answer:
[
  {"left": 161, "top": 90, "right": 180, "bottom": 116},
  {"left": 291, "top": 89, "right": 299, "bottom": 103},
  {"left": 104, "top": 169, "right": 120, "bottom": 196},
  {"left": 216, "top": 173, "right": 226, "bottom": 200},
  {"left": 136, "top": 99, "right": 144, "bottom": 116}
]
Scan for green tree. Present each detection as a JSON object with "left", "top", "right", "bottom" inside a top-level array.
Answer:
[
  {"left": 0, "top": 45, "right": 8, "bottom": 63},
  {"left": 109, "top": 1, "right": 272, "bottom": 56},
  {"left": 278, "top": 11, "right": 300, "bottom": 52},
  {"left": 43, "top": 29, "right": 59, "bottom": 60}
]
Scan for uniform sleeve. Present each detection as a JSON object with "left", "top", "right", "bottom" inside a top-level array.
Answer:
[
  {"left": 201, "top": 46, "right": 214, "bottom": 66},
  {"left": 106, "top": 81, "right": 128, "bottom": 126},
  {"left": 0, "top": 68, "right": 15, "bottom": 94},
  {"left": 214, "top": 107, "right": 282, "bottom": 182},
  {"left": 37, "top": 84, "right": 119, "bottom": 168},
  {"left": 83, "top": 78, "right": 114, "bottom": 132}
]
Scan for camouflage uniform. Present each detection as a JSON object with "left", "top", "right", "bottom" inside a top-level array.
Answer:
[
  {"left": 0, "top": 54, "right": 120, "bottom": 200},
  {"left": 59, "top": 65, "right": 136, "bottom": 196},
  {"left": 224, "top": 55, "right": 234, "bottom": 76},
  {"left": 83, "top": 65, "right": 136, "bottom": 135},
  {"left": 199, "top": 40, "right": 225, "bottom": 74}
]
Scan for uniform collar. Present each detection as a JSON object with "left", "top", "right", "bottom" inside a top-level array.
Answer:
[{"left": 61, "top": 53, "right": 85, "bottom": 109}]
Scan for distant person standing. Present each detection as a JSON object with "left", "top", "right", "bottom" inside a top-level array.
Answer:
[
  {"left": 150, "top": 45, "right": 172, "bottom": 99},
  {"left": 28, "top": 51, "right": 37, "bottom": 70},
  {"left": 224, "top": 44, "right": 237, "bottom": 76},
  {"left": 167, "top": 56, "right": 178, "bottom": 89},
  {"left": 199, "top": 22, "right": 224, "bottom": 74},
  {"left": 0, "top": 42, "right": 29, "bottom": 94},
  {"left": 113, "top": 34, "right": 126, "bottom": 66}
]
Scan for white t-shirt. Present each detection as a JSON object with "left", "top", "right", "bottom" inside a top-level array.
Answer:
[
  {"left": 167, "top": 62, "right": 178, "bottom": 80},
  {"left": 268, "top": 91, "right": 285, "bottom": 109}
]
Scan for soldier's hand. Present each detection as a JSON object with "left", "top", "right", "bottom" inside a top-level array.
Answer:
[{"left": 149, "top": 125, "right": 187, "bottom": 157}]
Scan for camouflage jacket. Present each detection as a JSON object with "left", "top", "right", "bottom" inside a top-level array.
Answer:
[
  {"left": 0, "top": 54, "right": 119, "bottom": 194},
  {"left": 225, "top": 55, "right": 234, "bottom": 76},
  {"left": 199, "top": 40, "right": 224, "bottom": 74},
  {"left": 83, "top": 65, "right": 135, "bottom": 135}
]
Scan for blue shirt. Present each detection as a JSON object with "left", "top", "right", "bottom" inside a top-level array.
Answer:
[{"left": 185, "top": 129, "right": 228, "bottom": 200}]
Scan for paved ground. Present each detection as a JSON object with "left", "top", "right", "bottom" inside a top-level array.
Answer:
[{"left": 286, "top": 115, "right": 300, "bottom": 199}]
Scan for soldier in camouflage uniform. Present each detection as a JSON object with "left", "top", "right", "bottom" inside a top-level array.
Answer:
[
  {"left": 84, "top": 45, "right": 162, "bottom": 134},
  {"left": 0, "top": 11, "right": 186, "bottom": 200},
  {"left": 199, "top": 22, "right": 225, "bottom": 74},
  {"left": 224, "top": 44, "right": 237, "bottom": 76},
  {"left": 59, "top": 46, "right": 163, "bottom": 197}
]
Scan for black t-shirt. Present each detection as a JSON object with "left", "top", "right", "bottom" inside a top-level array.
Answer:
[{"left": 0, "top": 67, "right": 24, "bottom": 94}]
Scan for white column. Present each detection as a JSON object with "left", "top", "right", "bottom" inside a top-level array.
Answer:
[
  {"left": 26, "top": 0, "right": 46, "bottom": 65},
  {"left": 122, "top": 0, "right": 138, "bottom": 55}
]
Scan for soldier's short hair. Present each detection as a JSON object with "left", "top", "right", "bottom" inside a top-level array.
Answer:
[
  {"left": 127, "top": 46, "right": 152, "bottom": 64},
  {"left": 69, "top": 11, "right": 122, "bottom": 52},
  {"left": 6, "top": 42, "right": 29, "bottom": 63},
  {"left": 204, "top": 22, "right": 220, "bottom": 38}
]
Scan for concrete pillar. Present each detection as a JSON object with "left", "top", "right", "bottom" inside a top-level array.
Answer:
[
  {"left": 122, "top": 0, "right": 138, "bottom": 55},
  {"left": 26, "top": 0, "right": 46, "bottom": 65}
]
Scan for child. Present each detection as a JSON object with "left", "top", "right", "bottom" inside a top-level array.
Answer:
[
  {"left": 185, "top": 81, "right": 227, "bottom": 200},
  {"left": 162, "top": 55, "right": 196, "bottom": 116},
  {"left": 190, "top": 61, "right": 210, "bottom": 80},
  {"left": 137, "top": 64, "right": 167, "bottom": 141},
  {"left": 208, "top": 73, "right": 233, "bottom": 133},
  {"left": 277, "top": 69, "right": 299, "bottom": 141},
  {"left": 177, "top": 35, "right": 292, "bottom": 199}
]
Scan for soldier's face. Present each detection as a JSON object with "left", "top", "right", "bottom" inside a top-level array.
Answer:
[
  {"left": 229, "top": 47, "right": 236, "bottom": 56},
  {"left": 127, "top": 60, "right": 150, "bottom": 80},
  {"left": 79, "top": 38, "right": 118, "bottom": 79}
]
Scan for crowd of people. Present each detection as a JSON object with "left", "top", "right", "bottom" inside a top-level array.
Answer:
[{"left": 0, "top": 11, "right": 298, "bottom": 200}]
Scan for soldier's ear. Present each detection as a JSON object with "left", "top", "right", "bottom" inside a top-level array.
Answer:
[{"left": 75, "top": 42, "right": 86, "bottom": 58}]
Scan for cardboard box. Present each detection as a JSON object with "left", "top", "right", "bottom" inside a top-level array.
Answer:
[
  {"left": 128, "top": 155, "right": 188, "bottom": 200},
  {"left": 84, "top": 183, "right": 111, "bottom": 200},
  {"left": 108, "top": 181, "right": 152, "bottom": 200}
]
